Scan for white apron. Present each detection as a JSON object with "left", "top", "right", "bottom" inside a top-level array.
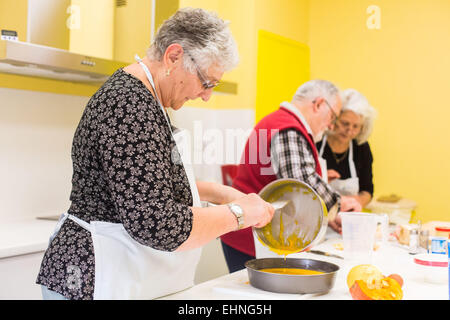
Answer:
[
  {"left": 50, "top": 57, "right": 202, "bottom": 299},
  {"left": 319, "top": 135, "right": 359, "bottom": 196}
]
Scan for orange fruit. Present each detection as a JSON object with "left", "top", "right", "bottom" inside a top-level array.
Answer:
[{"left": 346, "top": 264, "right": 383, "bottom": 289}]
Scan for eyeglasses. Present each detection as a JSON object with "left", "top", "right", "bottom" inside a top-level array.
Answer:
[
  {"left": 186, "top": 53, "right": 220, "bottom": 90},
  {"left": 313, "top": 98, "right": 338, "bottom": 125}
]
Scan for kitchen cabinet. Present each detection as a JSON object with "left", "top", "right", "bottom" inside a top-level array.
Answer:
[
  {"left": 114, "top": 0, "right": 179, "bottom": 63},
  {"left": 0, "top": 218, "right": 57, "bottom": 300},
  {"left": 0, "top": 0, "right": 28, "bottom": 42},
  {"left": 0, "top": 252, "right": 45, "bottom": 300}
]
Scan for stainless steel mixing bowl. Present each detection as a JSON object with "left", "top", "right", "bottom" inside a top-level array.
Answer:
[{"left": 254, "top": 178, "right": 328, "bottom": 255}]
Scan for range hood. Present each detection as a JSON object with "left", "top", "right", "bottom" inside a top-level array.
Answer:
[
  {"left": 0, "top": 39, "right": 237, "bottom": 93},
  {"left": 0, "top": 39, "right": 127, "bottom": 83}
]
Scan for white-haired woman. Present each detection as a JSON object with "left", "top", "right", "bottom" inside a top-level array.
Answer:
[
  {"left": 317, "top": 89, "right": 377, "bottom": 207},
  {"left": 36, "top": 8, "right": 274, "bottom": 300}
]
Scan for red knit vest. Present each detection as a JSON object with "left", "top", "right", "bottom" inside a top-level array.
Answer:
[{"left": 220, "top": 106, "right": 322, "bottom": 257}]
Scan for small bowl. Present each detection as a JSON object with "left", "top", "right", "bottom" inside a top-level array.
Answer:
[{"left": 413, "top": 253, "right": 448, "bottom": 284}]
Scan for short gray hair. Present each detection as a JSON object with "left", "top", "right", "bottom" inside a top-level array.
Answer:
[
  {"left": 340, "top": 88, "right": 377, "bottom": 144},
  {"left": 147, "top": 7, "right": 239, "bottom": 73},
  {"left": 292, "top": 79, "right": 340, "bottom": 106}
]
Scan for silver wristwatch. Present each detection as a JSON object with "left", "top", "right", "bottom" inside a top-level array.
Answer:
[{"left": 227, "top": 203, "right": 244, "bottom": 230}]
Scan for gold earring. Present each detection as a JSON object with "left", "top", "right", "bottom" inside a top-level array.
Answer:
[{"left": 166, "top": 69, "right": 171, "bottom": 76}]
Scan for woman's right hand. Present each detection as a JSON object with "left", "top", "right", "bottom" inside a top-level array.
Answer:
[{"left": 232, "top": 193, "right": 275, "bottom": 229}]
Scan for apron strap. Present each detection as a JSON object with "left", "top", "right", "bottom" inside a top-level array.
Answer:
[
  {"left": 134, "top": 55, "right": 173, "bottom": 135},
  {"left": 318, "top": 135, "right": 327, "bottom": 157},
  {"left": 348, "top": 141, "right": 357, "bottom": 178},
  {"left": 67, "top": 214, "right": 92, "bottom": 232}
]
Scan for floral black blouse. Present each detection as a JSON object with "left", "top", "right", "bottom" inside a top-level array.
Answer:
[{"left": 36, "top": 69, "right": 194, "bottom": 300}]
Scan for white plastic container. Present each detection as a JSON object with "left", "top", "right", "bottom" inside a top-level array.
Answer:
[{"left": 413, "top": 253, "right": 448, "bottom": 284}]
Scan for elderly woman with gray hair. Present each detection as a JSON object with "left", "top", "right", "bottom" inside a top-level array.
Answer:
[
  {"left": 36, "top": 7, "right": 274, "bottom": 300},
  {"left": 317, "top": 88, "right": 377, "bottom": 207}
]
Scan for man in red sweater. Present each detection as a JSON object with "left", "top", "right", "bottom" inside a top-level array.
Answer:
[{"left": 220, "top": 80, "right": 362, "bottom": 272}]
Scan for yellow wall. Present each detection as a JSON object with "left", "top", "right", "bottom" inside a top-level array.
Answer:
[
  {"left": 255, "top": 0, "right": 309, "bottom": 44},
  {"left": 179, "top": 0, "right": 257, "bottom": 110},
  {"left": 254, "top": 0, "right": 310, "bottom": 122},
  {"left": 255, "top": 30, "right": 310, "bottom": 123},
  {"left": 309, "top": 0, "right": 450, "bottom": 222},
  {"left": 179, "top": 0, "right": 309, "bottom": 112}
]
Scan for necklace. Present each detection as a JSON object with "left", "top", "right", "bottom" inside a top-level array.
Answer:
[{"left": 331, "top": 148, "right": 349, "bottom": 164}]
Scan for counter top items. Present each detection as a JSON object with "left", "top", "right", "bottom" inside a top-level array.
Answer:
[
  {"left": 346, "top": 264, "right": 403, "bottom": 300},
  {"left": 160, "top": 238, "right": 448, "bottom": 300},
  {"left": 435, "top": 226, "right": 450, "bottom": 239},
  {"left": 308, "top": 249, "right": 344, "bottom": 259},
  {"left": 366, "top": 196, "right": 416, "bottom": 225},
  {"left": 413, "top": 253, "right": 448, "bottom": 284}
]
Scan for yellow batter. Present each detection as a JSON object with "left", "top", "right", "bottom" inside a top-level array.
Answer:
[
  {"left": 260, "top": 268, "right": 324, "bottom": 275},
  {"left": 256, "top": 182, "right": 328, "bottom": 256}
]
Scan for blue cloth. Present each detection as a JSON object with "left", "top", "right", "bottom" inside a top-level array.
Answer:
[
  {"left": 221, "top": 241, "right": 254, "bottom": 273},
  {"left": 41, "top": 285, "right": 68, "bottom": 300}
]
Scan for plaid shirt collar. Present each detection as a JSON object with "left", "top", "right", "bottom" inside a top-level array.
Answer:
[{"left": 280, "top": 101, "right": 314, "bottom": 137}]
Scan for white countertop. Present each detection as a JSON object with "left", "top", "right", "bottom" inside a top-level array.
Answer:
[
  {"left": 160, "top": 238, "right": 449, "bottom": 300},
  {"left": 0, "top": 217, "right": 58, "bottom": 259}
]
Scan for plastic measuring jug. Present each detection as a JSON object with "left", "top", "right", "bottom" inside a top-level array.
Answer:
[{"left": 340, "top": 212, "right": 388, "bottom": 263}]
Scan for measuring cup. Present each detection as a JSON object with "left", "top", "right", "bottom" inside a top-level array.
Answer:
[{"left": 340, "top": 212, "right": 388, "bottom": 263}]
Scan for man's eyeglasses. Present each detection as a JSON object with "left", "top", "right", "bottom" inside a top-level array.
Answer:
[
  {"left": 186, "top": 53, "right": 220, "bottom": 90},
  {"left": 313, "top": 98, "right": 338, "bottom": 125}
]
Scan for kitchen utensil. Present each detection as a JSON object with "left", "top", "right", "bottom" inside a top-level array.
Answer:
[
  {"left": 254, "top": 179, "right": 328, "bottom": 255},
  {"left": 308, "top": 250, "right": 344, "bottom": 260},
  {"left": 270, "top": 199, "right": 291, "bottom": 211},
  {"left": 340, "top": 212, "right": 388, "bottom": 263},
  {"left": 245, "top": 257, "right": 339, "bottom": 294}
]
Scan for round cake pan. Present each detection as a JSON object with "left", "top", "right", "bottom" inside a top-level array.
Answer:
[{"left": 245, "top": 258, "right": 339, "bottom": 294}]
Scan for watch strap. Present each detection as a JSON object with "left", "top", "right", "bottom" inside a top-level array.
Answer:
[{"left": 227, "top": 203, "right": 244, "bottom": 230}]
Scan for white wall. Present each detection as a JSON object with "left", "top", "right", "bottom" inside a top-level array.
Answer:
[
  {"left": 170, "top": 105, "right": 255, "bottom": 283},
  {"left": 0, "top": 88, "right": 88, "bottom": 221},
  {"left": 170, "top": 106, "right": 255, "bottom": 183}
]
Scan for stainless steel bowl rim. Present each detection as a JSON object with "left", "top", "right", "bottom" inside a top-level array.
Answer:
[{"left": 255, "top": 178, "right": 329, "bottom": 253}]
